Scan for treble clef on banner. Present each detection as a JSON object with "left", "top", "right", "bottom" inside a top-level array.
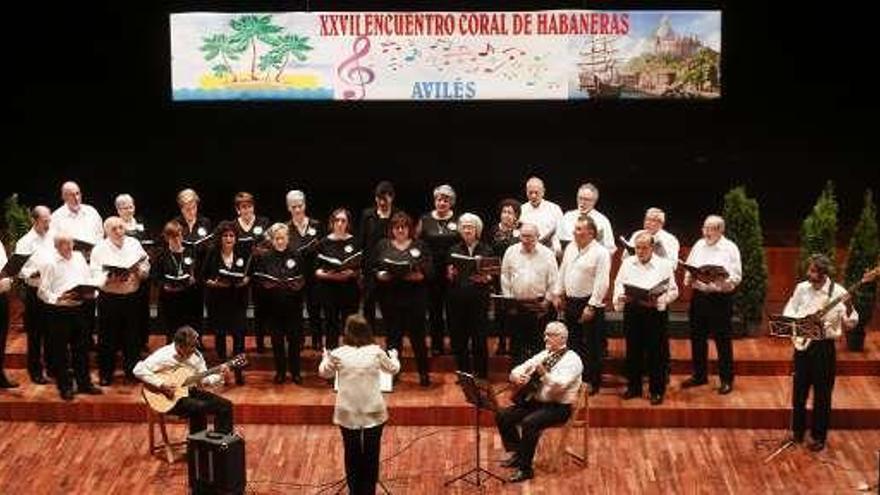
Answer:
[{"left": 337, "top": 36, "right": 375, "bottom": 100}]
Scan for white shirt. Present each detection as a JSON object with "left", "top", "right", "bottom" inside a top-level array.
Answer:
[
  {"left": 15, "top": 228, "right": 56, "bottom": 286},
  {"left": 319, "top": 344, "right": 401, "bottom": 429},
  {"left": 133, "top": 343, "right": 223, "bottom": 388},
  {"left": 782, "top": 279, "right": 859, "bottom": 340},
  {"left": 613, "top": 255, "right": 679, "bottom": 311},
  {"left": 556, "top": 209, "right": 616, "bottom": 255},
  {"left": 501, "top": 242, "right": 559, "bottom": 300},
  {"left": 520, "top": 199, "right": 563, "bottom": 243},
  {"left": 51, "top": 204, "right": 104, "bottom": 245},
  {"left": 625, "top": 228, "right": 680, "bottom": 267},
  {"left": 37, "top": 251, "right": 93, "bottom": 306},
  {"left": 685, "top": 236, "right": 742, "bottom": 293},
  {"left": 555, "top": 239, "right": 611, "bottom": 307},
  {"left": 0, "top": 244, "right": 9, "bottom": 294},
  {"left": 89, "top": 236, "right": 150, "bottom": 294},
  {"left": 511, "top": 348, "right": 583, "bottom": 404}
]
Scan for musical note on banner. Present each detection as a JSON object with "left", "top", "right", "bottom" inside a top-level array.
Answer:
[{"left": 337, "top": 36, "right": 375, "bottom": 100}]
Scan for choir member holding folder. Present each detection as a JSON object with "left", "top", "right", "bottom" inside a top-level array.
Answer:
[
  {"left": 487, "top": 198, "right": 522, "bottom": 356},
  {"left": 115, "top": 194, "right": 153, "bottom": 350},
  {"left": 254, "top": 223, "right": 306, "bottom": 384},
  {"left": 446, "top": 213, "right": 496, "bottom": 379},
  {"left": 155, "top": 220, "right": 201, "bottom": 342},
  {"left": 612, "top": 232, "right": 678, "bottom": 405},
  {"left": 315, "top": 208, "right": 361, "bottom": 350},
  {"left": 286, "top": 190, "right": 324, "bottom": 350},
  {"left": 230, "top": 192, "right": 272, "bottom": 353},
  {"left": 90, "top": 217, "right": 150, "bottom": 386},
  {"left": 202, "top": 221, "right": 249, "bottom": 385},
  {"left": 374, "top": 212, "right": 432, "bottom": 387}
]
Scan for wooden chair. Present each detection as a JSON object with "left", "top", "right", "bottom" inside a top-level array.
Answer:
[
  {"left": 538, "top": 383, "right": 589, "bottom": 471},
  {"left": 145, "top": 403, "right": 187, "bottom": 463}
]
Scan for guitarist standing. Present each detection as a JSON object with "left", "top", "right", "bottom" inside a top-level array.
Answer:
[
  {"left": 134, "top": 326, "right": 234, "bottom": 434},
  {"left": 495, "top": 321, "right": 583, "bottom": 483},
  {"left": 782, "top": 254, "right": 859, "bottom": 452}
]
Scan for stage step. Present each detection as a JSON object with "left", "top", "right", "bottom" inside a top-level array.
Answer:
[{"left": 1, "top": 370, "right": 878, "bottom": 429}]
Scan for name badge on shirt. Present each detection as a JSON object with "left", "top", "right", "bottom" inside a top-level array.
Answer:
[
  {"left": 447, "top": 222, "right": 457, "bottom": 231},
  {"left": 235, "top": 258, "right": 244, "bottom": 267},
  {"left": 254, "top": 226, "right": 263, "bottom": 235},
  {"left": 513, "top": 229, "right": 521, "bottom": 238},
  {"left": 307, "top": 227, "right": 316, "bottom": 236},
  {"left": 183, "top": 256, "right": 193, "bottom": 266},
  {"left": 197, "top": 227, "right": 207, "bottom": 237},
  {"left": 286, "top": 258, "right": 296, "bottom": 269},
  {"left": 344, "top": 244, "right": 354, "bottom": 253},
  {"left": 135, "top": 223, "right": 144, "bottom": 232},
  {"left": 409, "top": 248, "right": 421, "bottom": 258}
]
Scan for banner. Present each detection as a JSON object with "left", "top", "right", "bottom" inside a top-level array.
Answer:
[{"left": 170, "top": 11, "right": 720, "bottom": 101}]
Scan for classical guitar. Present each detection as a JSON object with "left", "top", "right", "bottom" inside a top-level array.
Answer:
[
  {"left": 510, "top": 349, "right": 568, "bottom": 406},
  {"left": 142, "top": 354, "right": 247, "bottom": 413}
]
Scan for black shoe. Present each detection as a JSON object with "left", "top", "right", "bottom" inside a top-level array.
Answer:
[
  {"left": 77, "top": 384, "right": 103, "bottom": 395},
  {"left": 273, "top": 374, "right": 286, "bottom": 384},
  {"left": 419, "top": 374, "right": 431, "bottom": 387},
  {"left": 622, "top": 389, "right": 641, "bottom": 400},
  {"left": 235, "top": 372, "right": 244, "bottom": 386},
  {"left": 807, "top": 439, "right": 826, "bottom": 452},
  {"left": 31, "top": 375, "right": 48, "bottom": 385},
  {"left": 500, "top": 453, "right": 520, "bottom": 468},
  {"left": 508, "top": 469, "right": 534, "bottom": 483},
  {"left": 788, "top": 432, "right": 805, "bottom": 444},
  {"left": 587, "top": 384, "right": 599, "bottom": 396},
  {"left": 680, "top": 377, "right": 708, "bottom": 389},
  {"left": 291, "top": 374, "right": 303, "bottom": 385},
  {"left": 60, "top": 389, "right": 75, "bottom": 401},
  {"left": 99, "top": 376, "right": 112, "bottom": 387},
  {"left": 718, "top": 382, "right": 733, "bottom": 395},
  {"left": 650, "top": 393, "right": 664, "bottom": 405},
  {"left": 0, "top": 376, "right": 19, "bottom": 389}
]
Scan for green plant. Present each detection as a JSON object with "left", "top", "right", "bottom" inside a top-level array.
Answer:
[
  {"left": 799, "top": 181, "right": 838, "bottom": 275},
  {"left": 844, "top": 189, "right": 879, "bottom": 350},
  {"left": 722, "top": 186, "right": 768, "bottom": 334},
  {"left": 3, "top": 194, "right": 31, "bottom": 251}
]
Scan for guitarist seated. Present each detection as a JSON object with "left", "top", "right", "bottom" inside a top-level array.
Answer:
[
  {"left": 782, "top": 254, "right": 860, "bottom": 452},
  {"left": 133, "top": 326, "right": 235, "bottom": 434},
  {"left": 495, "top": 321, "right": 583, "bottom": 483}
]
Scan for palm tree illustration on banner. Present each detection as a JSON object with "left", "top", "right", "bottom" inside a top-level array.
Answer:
[
  {"left": 260, "top": 35, "right": 313, "bottom": 82},
  {"left": 229, "top": 15, "right": 284, "bottom": 81},
  {"left": 200, "top": 34, "right": 244, "bottom": 82}
]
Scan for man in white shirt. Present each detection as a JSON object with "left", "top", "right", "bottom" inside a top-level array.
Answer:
[
  {"left": 501, "top": 223, "right": 559, "bottom": 367},
  {"left": 613, "top": 232, "right": 679, "bottom": 405},
  {"left": 134, "top": 326, "right": 234, "bottom": 434},
  {"left": 496, "top": 321, "right": 583, "bottom": 482},
  {"left": 90, "top": 217, "right": 150, "bottom": 386},
  {"left": 554, "top": 215, "right": 610, "bottom": 394},
  {"left": 51, "top": 181, "right": 104, "bottom": 253},
  {"left": 37, "top": 232, "right": 103, "bottom": 400},
  {"left": 782, "top": 254, "right": 860, "bottom": 452},
  {"left": 556, "top": 183, "right": 616, "bottom": 257},
  {"left": 0, "top": 243, "right": 18, "bottom": 388},
  {"left": 681, "top": 215, "right": 742, "bottom": 395},
  {"left": 14, "top": 205, "right": 55, "bottom": 384},
  {"left": 519, "top": 177, "right": 563, "bottom": 249}
]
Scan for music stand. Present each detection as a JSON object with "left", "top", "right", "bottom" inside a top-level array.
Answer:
[{"left": 445, "top": 372, "right": 506, "bottom": 488}]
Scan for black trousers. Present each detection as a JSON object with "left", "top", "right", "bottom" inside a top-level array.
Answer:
[
  {"left": 792, "top": 339, "right": 836, "bottom": 443},
  {"left": 380, "top": 294, "right": 429, "bottom": 377},
  {"left": 506, "top": 307, "right": 548, "bottom": 369},
  {"left": 362, "top": 281, "right": 380, "bottom": 331},
  {"left": 340, "top": 423, "right": 384, "bottom": 495},
  {"left": 496, "top": 400, "right": 572, "bottom": 470},
  {"left": 169, "top": 387, "right": 234, "bottom": 434},
  {"left": 45, "top": 305, "right": 93, "bottom": 393},
  {"left": 304, "top": 277, "right": 323, "bottom": 345},
  {"left": 158, "top": 286, "right": 202, "bottom": 343},
  {"left": 0, "top": 295, "right": 9, "bottom": 377},
  {"left": 267, "top": 293, "right": 304, "bottom": 378},
  {"left": 321, "top": 282, "right": 360, "bottom": 350},
  {"left": 448, "top": 289, "right": 489, "bottom": 378},
  {"left": 624, "top": 304, "right": 667, "bottom": 396},
  {"left": 135, "top": 284, "right": 150, "bottom": 348},
  {"left": 689, "top": 291, "right": 735, "bottom": 384},
  {"left": 427, "top": 274, "right": 449, "bottom": 352},
  {"left": 23, "top": 286, "right": 49, "bottom": 380},
  {"left": 563, "top": 298, "right": 605, "bottom": 388},
  {"left": 97, "top": 292, "right": 141, "bottom": 381},
  {"left": 251, "top": 285, "right": 268, "bottom": 349}
]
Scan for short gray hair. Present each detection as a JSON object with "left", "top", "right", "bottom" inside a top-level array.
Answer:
[
  {"left": 173, "top": 326, "right": 200, "bottom": 347},
  {"left": 645, "top": 207, "right": 665, "bottom": 224},
  {"left": 526, "top": 177, "right": 545, "bottom": 192},
  {"left": 577, "top": 183, "right": 599, "bottom": 198},
  {"left": 545, "top": 321, "right": 568, "bottom": 340},
  {"left": 705, "top": 215, "right": 725, "bottom": 233},
  {"left": 115, "top": 194, "right": 134, "bottom": 209},
  {"left": 286, "top": 190, "right": 306, "bottom": 208},
  {"left": 457, "top": 212, "right": 483, "bottom": 238},
  {"left": 267, "top": 222, "right": 289, "bottom": 239},
  {"left": 433, "top": 184, "right": 456, "bottom": 206}
]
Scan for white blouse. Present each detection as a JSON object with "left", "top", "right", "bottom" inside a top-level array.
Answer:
[{"left": 319, "top": 344, "right": 401, "bottom": 429}]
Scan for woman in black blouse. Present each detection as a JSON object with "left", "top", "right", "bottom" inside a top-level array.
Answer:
[
  {"left": 255, "top": 222, "right": 306, "bottom": 385},
  {"left": 375, "top": 212, "right": 432, "bottom": 387},
  {"left": 231, "top": 192, "right": 272, "bottom": 354},
  {"left": 155, "top": 220, "right": 201, "bottom": 343},
  {"left": 315, "top": 208, "right": 360, "bottom": 350},
  {"left": 417, "top": 184, "right": 459, "bottom": 356},
  {"left": 447, "top": 213, "right": 495, "bottom": 379},
  {"left": 202, "top": 221, "right": 249, "bottom": 385},
  {"left": 486, "top": 198, "right": 522, "bottom": 356},
  {"left": 286, "top": 189, "right": 324, "bottom": 350}
]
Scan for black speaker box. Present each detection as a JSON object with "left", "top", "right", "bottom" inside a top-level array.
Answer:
[{"left": 187, "top": 430, "right": 246, "bottom": 495}]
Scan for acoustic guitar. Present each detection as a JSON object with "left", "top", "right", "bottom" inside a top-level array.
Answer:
[{"left": 142, "top": 354, "right": 247, "bottom": 413}]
